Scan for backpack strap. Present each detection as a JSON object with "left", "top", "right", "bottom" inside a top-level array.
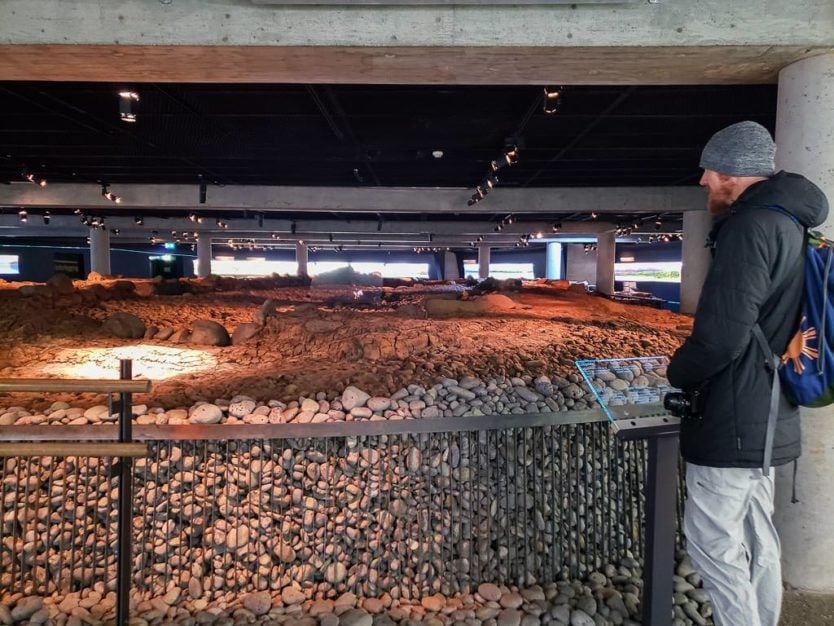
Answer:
[
  {"left": 752, "top": 324, "right": 781, "bottom": 473},
  {"left": 754, "top": 205, "right": 808, "bottom": 476}
]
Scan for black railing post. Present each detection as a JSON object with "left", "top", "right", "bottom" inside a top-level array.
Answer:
[
  {"left": 613, "top": 415, "right": 681, "bottom": 626},
  {"left": 641, "top": 432, "right": 680, "bottom": 626},
  {"left": 116, "top": 359, "right": 134, "bottom": 626}
]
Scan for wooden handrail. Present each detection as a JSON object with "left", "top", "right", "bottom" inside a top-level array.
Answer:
[
  {"left": 0, "top": 378, "right": 151, "bottom": 393},
  {"left": 0, "top": 442, "right": 148, "bottom": 457}
]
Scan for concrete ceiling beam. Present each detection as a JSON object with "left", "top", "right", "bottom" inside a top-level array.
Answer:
[{"left": 0, "top": 183, "right": 705, "bottom": 215}]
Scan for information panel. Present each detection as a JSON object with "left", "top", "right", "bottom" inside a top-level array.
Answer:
[{"left": 575, "top": 355, "right": 677, "bottom": 426}]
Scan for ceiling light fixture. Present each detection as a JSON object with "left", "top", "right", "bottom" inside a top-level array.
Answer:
[
  {"left": 432, "top": 150, "right": 444, "bottom": 159},
  {"left": 42, "top": 211, "right": 51, "bottom": 225},
  {"left": 18, "top": 209, "right": 27, "bottom": 223},
  {"left": 22, "top": 171, "right": 47, "bottom": 187},
  {"left": 101, "top": 183, "right": 121, "bottom": 204},
  {"left": 119, "top": 91, "right": 139, "bottom": 123},
  {"left": 543, "top": 86, "right": 564, "bottom": 114}
]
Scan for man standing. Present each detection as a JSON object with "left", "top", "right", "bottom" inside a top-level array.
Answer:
[{"left": 667, "top": 121, "right": 829, "bottom": 626}]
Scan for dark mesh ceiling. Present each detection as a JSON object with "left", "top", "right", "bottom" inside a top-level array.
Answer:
[{"left": 0, "top": 83, "right": 777, "bottom": 189}]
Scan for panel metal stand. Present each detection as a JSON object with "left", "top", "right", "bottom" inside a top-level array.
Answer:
[
  {"left": 616, "top": 416, "right": 680, "bottom": 626},
  {"left": 116, "top": 359, "right": 134, "bottom": 626}
]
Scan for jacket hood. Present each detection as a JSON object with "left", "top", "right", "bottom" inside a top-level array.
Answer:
[{"left": 735, "top": 170, "right": 829, "bottom": 228}]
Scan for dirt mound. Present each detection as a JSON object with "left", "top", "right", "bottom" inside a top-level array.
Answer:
[{"left": 0, "top": 277, "right": 689, "bottom": 410}]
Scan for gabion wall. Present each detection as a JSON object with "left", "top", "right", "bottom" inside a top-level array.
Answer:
[{"left": 0, "top": 421, "right": 682, "bottom": 603}]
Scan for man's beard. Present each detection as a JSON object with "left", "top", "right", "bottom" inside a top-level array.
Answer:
[{"left": 707, "top": 189, "right": 733, "bottom": 216}]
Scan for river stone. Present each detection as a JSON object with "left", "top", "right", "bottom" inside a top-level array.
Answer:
[
  {"left": 225, "top": 526, "right": 249, "bottom": 549},
  {"left": 421, "top": 406, "right": 441, "bottom": 419},
  {"left": 576, "top": 596, "right": 597, "bottom": 616},
  {"left": 421, "top": 595, "right": 445, "bottom": 612},
  {"left": 340, "top": 609, "right": 373, "bottom": 626},
  {"left": 569, "top": 610, "right": 595, "bottom": 626},
  {"left": 342, "top": 386, "right": 370, "bottom": 410},
  {"left": 514, "top": 387, "right": 539, "bottom": 403},
  {"left": 188, "top": 577, "right": 202, "bottom": 599},
  {"left": 496, "top": 609, "right": 521, "bottom": 626},
  {"left": 477, "top": 583, "right": 502, "bottom": 602},
  {"left": 278, "top": 544, "right": 297, "bottom": 563},
  {"left": 282, "top": 587, "right": 306, "bottom": 605},
  {"left": 367, "top": 397, "right": 391, "bottom": 412},
  {"left": 190, "top": 320, "right": 231, "bottom": 346},
  {"left": 190, "top": 404, "right": 224, "bottom": 424},
  {"left": 325, "top": 562, "right": 348, "bottom": 584},
  {"left": 0, "top": 605, "right": 11, "bottom": 625},
  {"left": 499, "top": 593, "right": 523, "bottom": 609},
  {"left": 335, "top": 593, "right": 358, "bottom": 609},
  {"left": 310, "top": 600, "right": 335, "bottom": 617},
  {"left": 362, "top": 598, "right": 384, "bottom": 614},
  {"left": 229, "top": 399, "right": 256, "bottom": 418},
  {"left": 232, "top": 323, "right": 261, "bottom": 345},
  {"left": 102, "top": 312, "right": 146, "bottom": 339},
  {"left": 686, "top": 589, "right": 710, "bottom": 604},
  {"left": 11, "top": 597, "right": 43, "bottom": 621},
  {"left": 242, "top": 592, "right": 272, "bottom": 616},
  {"left": 606, "top": 379, "right": 628, "bottom": 393}
]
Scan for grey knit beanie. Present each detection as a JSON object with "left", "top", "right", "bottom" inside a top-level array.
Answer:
[{"left": 699, "top": 121, "right": 776, "bottom": 177}]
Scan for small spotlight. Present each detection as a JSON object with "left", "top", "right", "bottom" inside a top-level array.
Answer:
[
  {"left": 112, "top": 228, "right": 120, "bottom": 235},
  {"left": 74, "top": 208, "right": 82, "bottom": 215},
  {"left": 271, "top": 232, "right": 279, "bottom": 240},
  {"left": 504, "top": 146, "right": 519, "bottom": 166},
  {"left": 135, "top": 216, "right": 144, "bottom": 225},
  {"left": 101, "top": 184, "right": 120, "bottom": 203},
  {"left": 18, "top": 209, "right": 28, "bottom": 223},
  {"left": 42, "top": 211, "right": 51, "bottom": 225},
  {"left": 188, "top": 213, "right": 198, "bottom": 223},
  {"left": 591, "top": 212, "right": 599, "bottom": 220},
  {"left": 432, "top": 150, "right": 444, "bottom": 159},
  {"left": 535, "top": 232, "right": 543, "bottom": 239},
  {"left": 119, "top": 91, "right": 139, "bottom": 123},
  {"left": 38, "top": 179, "right": 47, "bottom": 187},
  {"left": 543, "top": 86, "right": 562, "bottom": 114},
  {"left": 552, "top": 222, "right": 562, "bottom": 232}
]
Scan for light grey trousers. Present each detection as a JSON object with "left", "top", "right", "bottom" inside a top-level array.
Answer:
[{"left": 684, "top": 463, "right": 782, "bottom": 626}]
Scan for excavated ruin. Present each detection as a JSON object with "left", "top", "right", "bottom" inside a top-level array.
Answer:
[{"left": 0, "top": 274, "right": 719, "bottom": 626}]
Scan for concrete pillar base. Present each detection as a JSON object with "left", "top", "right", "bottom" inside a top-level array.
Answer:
[
  {"left": 773, "top": 52, "right": 834, "bottom": 592},
  {"left": 680, "top": 210, "right": 712, "bottom": 314},
  {"left": 595, "top": 231, "right": 615, "bottom": 295},
  {"left": 89, "top": 227, "right": 111, "bottom": 277}
]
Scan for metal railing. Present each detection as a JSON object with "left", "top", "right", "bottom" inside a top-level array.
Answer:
[
  {"left": 0, "top": 385, "right": 684, "bottom": 623},
  {"left": 0, "top": 365, "right": 150, "bottom": 624}
]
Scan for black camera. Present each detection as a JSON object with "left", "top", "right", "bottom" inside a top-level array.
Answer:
[{"left": 663, "top": 388, "right": 704, "bottom": 419}]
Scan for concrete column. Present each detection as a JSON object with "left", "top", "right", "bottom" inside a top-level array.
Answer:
[
  {"left": 546, "top": 242, "right": 563, "bottom": 279},
  {"left": 443, "top": 250, "right": 460, "bottom": 280},
  {"left": 595, "top": 231, "right": 616, "bottom": 295},
  {"left": 296, "top": 241, "right": 309, "bottom": 276},
  {"left": 773, "top": 53, "right": 834, "bottom": 592},
  {"left": 478, "top": 244, "right": 490, "bottom": 279},
  {"left": 89, "top": 227, "right": 110, "bottom": 276},
  {"left": 196, "top": 233, "right": 212, "bottom": 278},
  {"left": 679, "top": 210, "right": 712, "bottom": 314}
]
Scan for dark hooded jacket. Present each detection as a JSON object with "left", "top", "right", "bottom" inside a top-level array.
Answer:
[{"left": 668, "top": 171, "right": 829, "bottom": 468}]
